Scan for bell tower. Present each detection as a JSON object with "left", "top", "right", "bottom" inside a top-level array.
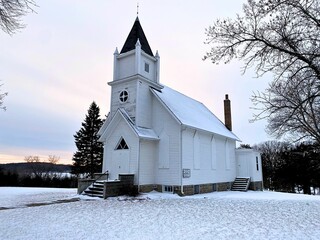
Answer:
[{"left": 108, "top": 17, "right": 162, "bottom": 128}]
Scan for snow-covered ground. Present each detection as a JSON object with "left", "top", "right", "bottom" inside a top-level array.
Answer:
[{"left": 0, "top": 187, "right": 320, "bottom": 240}]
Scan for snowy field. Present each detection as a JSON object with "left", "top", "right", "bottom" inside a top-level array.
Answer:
[{"left": 0, "top": 187, "right": 320, "bottom": 240}]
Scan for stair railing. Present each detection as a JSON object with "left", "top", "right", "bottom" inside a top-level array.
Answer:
[
  {"left": 94, "top": 170, "right": 110, "bottom": 182},
  {"left": 246, "top": 177, "right": 251, "bottom": 191},
  {"left": 86, "top": 170, "right": 109, "bottom": 197}
]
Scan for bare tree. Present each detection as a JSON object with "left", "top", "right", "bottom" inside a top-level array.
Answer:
[
  {"left": 255, "top": 141, "right": 291, "bottom": 190},
  {"left": 24, "top": 155, "right": 43, "bottom": 177},
  {"left": 0, "top": 1, "right": 37, "bottom": 110},
  {"left": 48, "top": 155, "right": 60, "bottom": 165},
  {"left": 24, "top": 155, "right": 60, "bottom": 178},
  {"left": 0, "top": 0, "right": 37, "bottom": 35},
  {"left": 204, "top": 0, "right": 320, "bottom": 143},
  {"left": 252, "top": 69, "right": 320, "bottom": 143},
  {"left": 0, "top": 82, "right": 8, "bottom": 111},
  {"left": 24, "top": 155, "right": 40, "bottom": 163}
]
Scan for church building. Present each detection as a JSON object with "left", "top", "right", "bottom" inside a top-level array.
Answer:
[{"left": 97, "top": 17, "right": 263, "bottom": 195}]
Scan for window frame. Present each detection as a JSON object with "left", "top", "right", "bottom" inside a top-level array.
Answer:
[
  {"left": 163, "top": 185, "right": 173, "bottom": 193},
  {"left": 115, "top": 137, "right": 129, "bottom": 150},
  {"left": 119, "top": 90, "right": 129, "bottom": 103},
  {"left": 144, "top": 62, "right": 150, "bottom": 73}
]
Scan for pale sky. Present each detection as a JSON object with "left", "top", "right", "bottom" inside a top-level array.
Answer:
[{"left": 0, "top": 0, "right": 272, "bottom": 164}]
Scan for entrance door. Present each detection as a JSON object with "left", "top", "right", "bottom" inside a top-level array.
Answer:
[
  {"left": 237, "top": 155, "right": 250, "bottom": 177},
  {"left": 112, "top": 151, "right": 129, "bottom": 180}
]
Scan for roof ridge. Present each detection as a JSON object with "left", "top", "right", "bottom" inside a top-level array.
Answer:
[
  {"left": 163, "top": 85, "right": 211, "bottom": 107},
  {"left": 152, "top": 85, "right": 240, "bottom": 141}
]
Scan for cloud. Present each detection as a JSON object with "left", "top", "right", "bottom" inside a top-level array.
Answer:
[{"left": 0, "top": 0, "right": 271, "bottom": 164}]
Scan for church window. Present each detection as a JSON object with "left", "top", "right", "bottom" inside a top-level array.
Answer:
[
  {"left": 159, "top": 131, "right": 170, "bottom": 168},
  {"left": 115, "top": 137, "right": 129, "bottom": 150},
  {"left": 225, "top": 139, "right": 231, "bottom": 170},
  {"left": 211, "top": 136, "right": 217, "bottom": 170},
  {"left": 119, "top": 90, "right": 129, "bottom": 103},
  {"left": 256, "top": 156, "right": 259, "bottom": 171},
  {"left": 163, "top": 185, "right": 173, "bottom": 192},
  {"left": 193, "top": 132, "right": 200, "bottom": 170},
  {"left": 194, "top": 185, "right": 200, "bottom": 194},
  {"left": 144, "top": 62, "right": 149, "bottom": 73}
]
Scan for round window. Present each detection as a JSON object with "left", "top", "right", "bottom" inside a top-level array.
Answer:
[{"left": 119, "top": 90, "right": 129, "bottom": 103}]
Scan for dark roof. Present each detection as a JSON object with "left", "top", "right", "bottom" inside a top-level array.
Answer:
[{"left": 120, "top": 17, "right": 153, "bottom": 56}]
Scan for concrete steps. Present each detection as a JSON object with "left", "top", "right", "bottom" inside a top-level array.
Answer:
[
  {"left": 83, "top": 181, "right": 105, "bottom": 198},
  {"left": 232, "top": 177, "right": 250, "bottom": 191}
]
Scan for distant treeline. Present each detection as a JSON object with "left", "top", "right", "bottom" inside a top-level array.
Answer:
[
  {"left": 0, "top": 162, "right": 77, "bottom": 188},
  {"left": 0, "top": 162, "right": 71, "bottom": 175}
]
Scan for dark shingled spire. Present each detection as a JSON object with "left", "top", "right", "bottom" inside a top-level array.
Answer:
[{"left": 120, "top": 17, "right": 153, "bottom": 56}]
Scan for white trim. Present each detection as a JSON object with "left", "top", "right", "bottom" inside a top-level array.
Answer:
[
  {"left": 225, "top": 139, "right": 231, "bottom": 170},
  {"left": 141, "top": 50, "right": 157, "bottom": 61},
  {"left": 159, "top": 130, "right": 170, "bottom": 169},
  {"left": 163, "top": 185, "right": 173, "bottom": 193},
  {"left": 117, "top": 49, "right": 135, "bottom": 59},
  {"left": 211, "top": 135, "right": 217, "bottom": 170},
  {"left": 108, "top": 74, "right": 163, "bottom": 90},
  {"left": 193, "top": 131, "right": 200, "bottom": 170}
]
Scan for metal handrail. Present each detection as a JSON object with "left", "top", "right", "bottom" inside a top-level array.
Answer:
[
  {"left": 93, "top": 170, "right": 109, "bottom": 182},
  {"left": 86, "top": 170, "right": 109, "bottom": 197},
  {"left": 246, "top": 177, "right": 251, "bottom": 191}
]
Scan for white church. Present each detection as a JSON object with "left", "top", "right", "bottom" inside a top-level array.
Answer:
[{"left": 95, "top": 17, "right": 263, "bottom": 195}]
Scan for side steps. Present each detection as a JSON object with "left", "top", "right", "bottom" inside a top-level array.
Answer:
[
  {"left": 83, "top": 181, "right": 104, "bottom": 198},
  {"left": 231, "top": 177, "right": 250, "bottom": 191}
]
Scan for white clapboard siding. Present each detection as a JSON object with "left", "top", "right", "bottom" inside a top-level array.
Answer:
[
  {"left": 135, "top": 80, "right": 153, "bottom": 128},
  {"left": 182, "top": 129, "right": 237, "bottom": 185},
  {"left": 152, "top": 98, "right": 181, "bottom": 186},
  {"left": 139, "top": 140, "right": 156, "bottom": 185},
  {"left": 102, "top": 118, "right": 139, "bottom": 184},
  {"left": 236, "top": 149, "right": 263, "bottom": 182},
  {"left": 139, "top": 53, "right": 157, "bottom": 82},
  {"left": 117, "top": 53, "right": 135, "bottom": 79},
  {"left": 110, "top": 81, "right": 138, "bottom": 120}
]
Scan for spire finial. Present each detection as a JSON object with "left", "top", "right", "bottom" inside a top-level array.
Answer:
[{"left": 137, "top": 2, "right": 139, "bottom": 16}]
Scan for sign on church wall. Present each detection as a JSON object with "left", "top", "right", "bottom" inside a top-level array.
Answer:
[{"left": 183, "top": 169, "right": 191, "bottom": 178}]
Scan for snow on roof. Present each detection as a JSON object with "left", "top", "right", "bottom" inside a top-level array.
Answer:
[
  {"left": 98, "top": 109, "right": 159, "bottom": 141},
  {"left": 119, "top": 108, "right": 159, "bottom": 140},
  {"left": 135, "top": 126, "right": 159, "bottom": 140},
  {"left": 152, "top": 86, "right": 240, "bottom": 141}
]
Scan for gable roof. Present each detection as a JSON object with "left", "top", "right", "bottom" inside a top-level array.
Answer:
[
  {"left": 120, "top": 17, "right": 153, "bottom": 57},
  {"left": 119, "top": 108, "right": 159, "bottom": 140},
  {"left": 98, "top": 108, "right": 159, "bottom": 142},
  {"left": 151, "top": 86, "right": 240, "bottom": 141}
]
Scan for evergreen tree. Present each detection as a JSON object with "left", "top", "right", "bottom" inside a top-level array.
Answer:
[
  {"left": 72, "top": 102, "right": 103, "bottom": 178},
  {"left": 257, "top": 141, "right": 320, "bottom": 194}
]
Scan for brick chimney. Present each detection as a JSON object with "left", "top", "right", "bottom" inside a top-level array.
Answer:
[{"left": 224, "top": 94, "right": 232, "bottom": 131}]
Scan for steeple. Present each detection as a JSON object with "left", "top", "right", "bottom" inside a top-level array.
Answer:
[
  {"left": 109, "top": 16, "right": 162, "bottom": 128},
  {"left": 120, "top": 17, "right": 153, "bottom": 56}
]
